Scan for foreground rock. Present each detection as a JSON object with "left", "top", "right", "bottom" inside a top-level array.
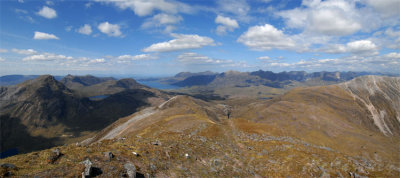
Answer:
[
  {"left": 124, "top": 162, "right": 136, "bottom": 178},
  {"left": 47, "top": 148, "right": 62, "bottom": 164},
  {"left": 82, "top": 159, "right": 92, "bottom": 177}
]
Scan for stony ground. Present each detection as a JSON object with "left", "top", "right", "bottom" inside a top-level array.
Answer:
[{"left": 1, "top": 117, "right": 399, "bottom": 177}]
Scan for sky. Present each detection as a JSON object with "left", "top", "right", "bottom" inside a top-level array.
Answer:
[{"left": 0, "top": 0, "right": 399, "bottom": 77}]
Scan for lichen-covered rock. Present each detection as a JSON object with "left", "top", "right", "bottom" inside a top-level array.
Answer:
[
  {"left": 47, "top": 148, "right": 62, "bottom": 164},
  {"left": 82, "top": 159, "right": 92, "bottom": 177},
  {"left": 124, "top": 162, "right": 136, "bottom": 178}
]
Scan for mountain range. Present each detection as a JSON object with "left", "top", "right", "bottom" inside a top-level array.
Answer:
[
  {"left": 152, "top": 70, "right": 397, "bottom": 89},
  {"left": 0, "top": 72, "right": 399, "bottom": 177}
]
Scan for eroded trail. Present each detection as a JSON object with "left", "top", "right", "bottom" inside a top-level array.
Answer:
[{"left": 99, "top": 107, "right": 157, "bottom": 141}]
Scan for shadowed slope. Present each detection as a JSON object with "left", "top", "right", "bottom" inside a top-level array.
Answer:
[{"left": 0, "top": 75, "right": 169, "bottom": 153}]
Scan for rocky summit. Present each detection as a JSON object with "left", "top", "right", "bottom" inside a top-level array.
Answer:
[{"left": 1, "top": 75, "right": 399, "bottom": 177}]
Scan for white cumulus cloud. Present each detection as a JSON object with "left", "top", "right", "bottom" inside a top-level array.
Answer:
[
  {"left": 143, "top": 33, "right": 215, "bottom": 52},
  {"left": 217, "top": 0, "right": 250, "bottom": 20},
  {"left": 37, "top": 6, "right": 57, "bottom": 19},
  {"left": 98, "top": 22, "right": 122, "bottom": 37},
  {"left": 177, "top": 52, "right": 233, "bottom": 65},
  {"left": 323, "top": 40, "right": 379, "bottom": 56},
  {"left": 237, "top": 24, "right": 296, "bottom": 51},
  {"left": 117, "top": 54, "right": 158, "bottom": 61},
  {"left": 94, "top": 0, "right": 192, "bottom": 16},
  {"left": 142, "top": 13, "right": 182, "bottom": 33},
  {"left": 278, "top": 0, "right": 361, "bottom": 36},
  {"left": 347, "top": 40, "right": 378, "bottom": 55},
  {"left": 46, "top": 1, "right": 54, "bottom": 6},
  {"left": 11, "top": 48, "right": 38, "bottom": 55},
  {"left": 88, "top": 58, "right": 106, "bottom": 64},
  {"left": 215, "top": 15, "right": 239, "bottom": 35},
  {"left": 365, "top": 0, "right": 400, "bottom": 18},
  {"left": 23, "top": 53, "right": 72, "bottom": 61},
  {"left": 33, "top": 31, "right": 59, "bottom": 40},
  {"left": 384, "top": 52, "right": 400, "bottom": 59},
  {"left": 77, "top": 24, "right": 92, "bottom": 35},
  {"left": 257, "top": 56, "right": 271, "bottom": 60}
]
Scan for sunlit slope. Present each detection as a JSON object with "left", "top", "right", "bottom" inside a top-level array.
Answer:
[{"left": 235, "top": 84, "right": 400, "bottom": 163}]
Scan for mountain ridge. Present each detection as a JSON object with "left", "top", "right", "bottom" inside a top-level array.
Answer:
[{"left": 0, "top": 75, "right": 170, "bottom": 153}]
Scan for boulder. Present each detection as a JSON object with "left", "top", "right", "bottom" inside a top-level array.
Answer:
[
  {"left": 47, "top": 148, "right": 62, "bottom": 164},
  {"left": 82, "top": 159, "right": 92, "bottom": 177},
  {"left": 104, "top": 151, "right": 114, "bottom": 161},
  {"left": 151, "top": 140, "right": 161, "bottom": 146},
  {"left": 0, "top": 163, "right": 16, "bottom": 169},
  {"left": 1, "top": 163, "right": 17, "bottom": 177},
  {"left": 132, "top": 152, "right": 140, "bottom": 157},
  {"left": 124, "top": 162, "right": 136, "bottom": 178}
]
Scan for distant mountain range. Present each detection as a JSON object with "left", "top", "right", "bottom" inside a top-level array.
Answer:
[
  {"left": 157, "top": 70, "right": 399, "bottom": 88},
  {"left": 0, "top": 75, "right": 63, "bottom": 86},
  {"left": 2, "top": 70, "right": 398, "bottom": 88}
]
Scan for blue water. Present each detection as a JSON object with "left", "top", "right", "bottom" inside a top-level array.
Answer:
[
  {"left": 138, "top": 80, "right": 181, "bottom": 90},
  {"left": 0, "top": 148, "right": 18, "bottom": 159}
]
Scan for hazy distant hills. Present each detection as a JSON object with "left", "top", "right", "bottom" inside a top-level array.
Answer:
[
  {"left": 0, "top": 75, "right": 63, "bottom": 86},
  {"left": 60, "top": 74, "right": 115, "bottom": 89},
  {"left": 0, "top": 75, "right": 170, "bottom": 153},
  {"left": 163, "top": 70, "right": 397, "bottom": 89},
  {"left": 148, "top": 70, "right": 399, "bottom": 99}
]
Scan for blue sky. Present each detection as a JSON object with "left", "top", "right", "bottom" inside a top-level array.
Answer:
[{"left": 0, "top": 0, "right": 399, "bottom": 77}]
